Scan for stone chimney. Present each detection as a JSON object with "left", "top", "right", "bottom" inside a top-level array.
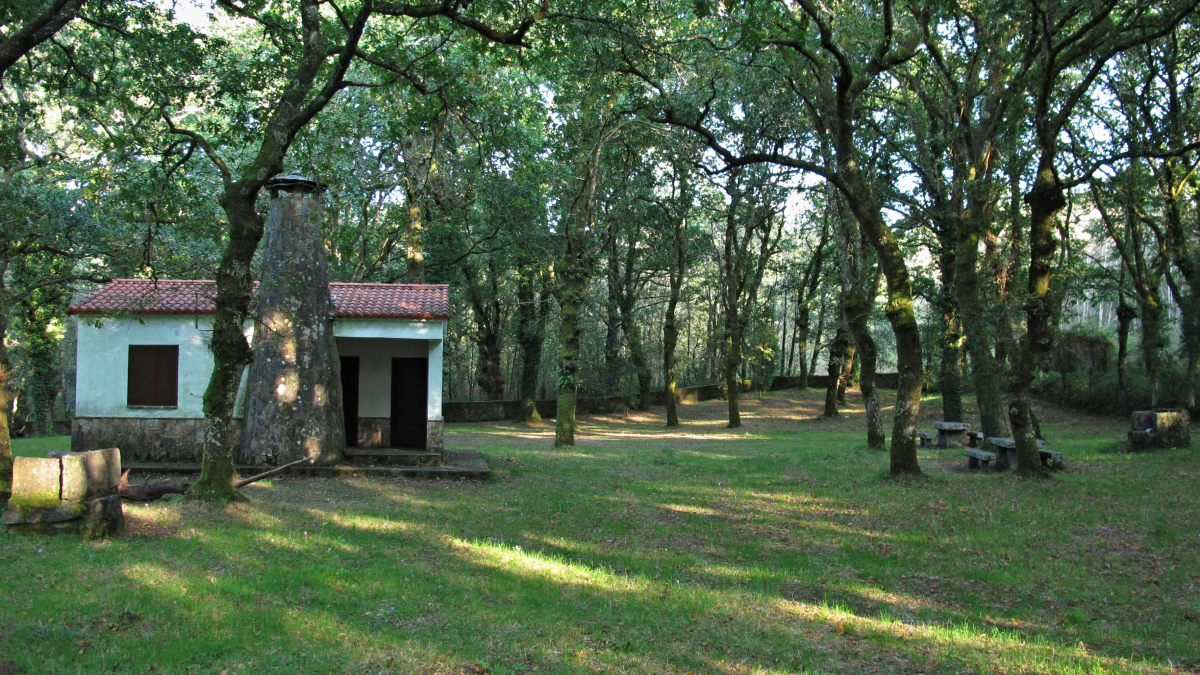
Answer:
[{"left": 239, "top": 174, "right": 345, "bottom": 466}]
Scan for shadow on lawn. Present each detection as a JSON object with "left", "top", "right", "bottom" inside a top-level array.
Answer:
[
  {"left": 4, "top": 390, "right": 1191, "bottom": 674},
  {"left": 109, "top": 476, "right": 1176, "bottom": 673},
  {"left": 4, "top": 470, "right": 1184, "bottom": 675}
]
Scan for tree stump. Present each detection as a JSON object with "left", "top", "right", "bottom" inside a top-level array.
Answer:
[
  {"left": 1129, "top": 409, "right": 1191, "bottom": 450},
  {"left": 240, "top": 176, "right": 345, "bottom": 467}
]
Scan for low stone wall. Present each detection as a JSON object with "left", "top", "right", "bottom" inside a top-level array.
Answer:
[
  {"left": 768, "top": 373, "right": 898, "bottom": 390},
  {"left": 72, "top": 417, "right": 221, "bottom": 463},
  {"left": 445, "top": 374, "right": 902, "bottom": 425},
  {"left": 445, "top": 383, "right": 725, "bottom": 423},
  {"left": 75, "top": 415, "right": 445, "bottom": 461}
]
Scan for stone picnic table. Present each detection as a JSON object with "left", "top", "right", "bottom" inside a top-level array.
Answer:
[
  {"left": 932, "top": 421, "right": 971, "bottom": 448},
  {"left": 969, "top": 437, "right": 1062, "bottom": 471}
]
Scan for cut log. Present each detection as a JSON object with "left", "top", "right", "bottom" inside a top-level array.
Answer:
[{"left": 117, "top": 470, "right": 189, "bottom": 502}]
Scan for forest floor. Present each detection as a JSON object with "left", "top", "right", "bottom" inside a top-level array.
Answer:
[{"left": 3, "top": 388, "right": 1199, "bottom": 675}]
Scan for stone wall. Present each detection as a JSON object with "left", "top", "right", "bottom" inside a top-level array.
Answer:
[
  {"left": 72, "top": 417, "right": 226, "bottom": 463},
  {"left": 74, "top": 415, "right": 445, "bottom": 461},
  {"left": 356, "top": 417, "right": 390, "bottom": 448},
  {"left": 427, "top": 420, "right": 445, "bottom": 458},
  {"left": 444, "top": 384, "right": 726, "bottom": 423}
]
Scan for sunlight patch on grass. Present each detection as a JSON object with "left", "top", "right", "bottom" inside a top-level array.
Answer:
[
  {"left": 448, "top": 537, "right": 651, "bottom": 594},
  {"left": 658, "top": 503, "right": 723, "bottom": 517},
  {"left": 304, "top": 509, "right": 413, "bottom": 534}
]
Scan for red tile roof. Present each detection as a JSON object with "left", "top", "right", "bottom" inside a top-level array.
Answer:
[{"left": 68, "top": 279, "right": 449, "bottom": 320}]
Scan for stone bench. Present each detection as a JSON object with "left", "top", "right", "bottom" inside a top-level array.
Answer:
[
  {"left": 982, "top": 437, "right": 1062, "bottom": 471},
  {"left": 1128, "top": 409, "right": 1191, "bottom": 450},
  {"left": 967, "top": 431, "right": 984, "bottom": 448},
  {"left": 3, "top": 448, "right": 124, "bottom": 537},
  {"left": 915, "top": 431, "right": 937, "bottom": 447},
  {"left": 933, "top": 421, "right": 971, "bottom": 448},
  {"left": 965, "top": 447, "right": 996, "bottom": 469}
]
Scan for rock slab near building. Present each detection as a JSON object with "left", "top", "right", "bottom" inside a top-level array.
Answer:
[{"left": 3, "top": 448, "right": 124, "bottom": 538}]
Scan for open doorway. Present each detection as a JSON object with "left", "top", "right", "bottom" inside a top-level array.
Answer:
[{"left": 390, "top": 357, "right": 427, "bottom": 448}]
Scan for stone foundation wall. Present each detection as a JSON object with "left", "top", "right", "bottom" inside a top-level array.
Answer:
[
  {"left": 427, "top": 420, "right": 444, "bottom": 458},
  {"left": 73, "top": 415, "right": 443, "bottom": 463},
  {"left": 356, "top": 417, "right": 391, "bottom": 448},
  {"left": 72, "top": 417, "right": 231, "bottom": 463}
]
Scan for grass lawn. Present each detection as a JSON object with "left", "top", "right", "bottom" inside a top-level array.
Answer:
[
  {"left": 1, "top": 388, "right": 1198, "bottom": 675},
  {"left": 10, "top": 435, "right": 71, "bottom": 457}
]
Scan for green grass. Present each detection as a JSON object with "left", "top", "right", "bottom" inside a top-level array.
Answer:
[
  {"left": 1, "top": 389, "right": 1198, "bottom": 675},
  {"left": 10, "top": 435, "right": 71, "bottom": 457}
]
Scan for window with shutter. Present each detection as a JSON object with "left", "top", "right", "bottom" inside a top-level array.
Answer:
[{"left": 127, "top": 345, "right": 179, "bottom": 407}]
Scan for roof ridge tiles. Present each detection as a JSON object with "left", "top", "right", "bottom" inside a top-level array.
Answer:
[{"left": 68, "top": 278, "right": 449, "bottom": 320}]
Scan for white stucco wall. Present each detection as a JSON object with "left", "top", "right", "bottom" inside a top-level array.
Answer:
[
  {"left": 76, "top": 315, "right": 446, "bottom": 422},
  {"left": 333, "top": 319, "right": 444, "bottom": 340},
  {"left": 75, "top": 315, "right": 215, "bottom": 418},
  {"left": 335, "top": 334, "right": 444, "bottom": 421}
]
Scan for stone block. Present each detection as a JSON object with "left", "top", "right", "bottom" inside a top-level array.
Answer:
[
  {"left": 1129, "top": 409, "right": 1190, "bottom": 450},
  {"left": 5, "top": 495, "right": 123, "bottom": 539},
  {"left": 4, "top": 497, "right": 84, "bottom": 524},
  {"left": 12, "top": 457, "right": 61, "bottom": 500},
  {"left": 60, "top": 448, "right": 120, "bottom": 501},
  {"left": 427, "top": 420, "right": 446, "bottom": 461},
  {"left": 60, "top": 455, "right": 87, "bottom": 501}
]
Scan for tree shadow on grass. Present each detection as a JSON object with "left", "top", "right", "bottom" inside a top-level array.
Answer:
[{"left": 4, "top": 392, "right": 1197, "bottom": 674}]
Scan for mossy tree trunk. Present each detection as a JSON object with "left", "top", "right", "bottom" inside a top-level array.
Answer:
[
  {"left": 717, "top": 169, "right": 784, "bottom": 429},
  {"left": 553, "top": 253, "right": 592, "bottom": 446},
  {"left": 181, "top": 0, "right": 372, "bottom": 502},
  {"left": 663, "top": 276, "right": 682, "bottom": 426},
  {"left": 823, "top": 322, "right": 849, "bottom": 418},
  {"left": 553, "top": 94, "right": 610, "bottom": 447},
  {"left": 663, "top": 162, "right": 693, "bottom": 427},
  {"left": 1116, "top": 291, "right": 1134, "bottom": 408},
  {"left": 12, "top": 254, "right": 72, "bottom": 437},
  {"left": 1011, "top": 161, "right": 1063, "bottom": 478},
  {"left": 723, "top": 311, "right": 743, "bottom": 428},
  {"left": 1092, "top": 166, "right": 1170, "bottom": 409},
  {"left": 0, "top": 354, "right": 11, "bottom": 493},
  {"left": 955, "top": 195, "right": 1012, "bottom": 439},
  {"left": 936, "top": 240, "right": 964, "bottom": 423},
  {"left": 602, "top": 235, "right": 623, "bottom": 396},
  {"left": 838, "top": 168, "right": 924, "bottom": 475},
  {"left": 463, "top": 257, "right": 506, "bottom": 400},
  {"left": 846, "top": 270, "right": 885, "bottom": 448},
  {"left": 516, "top": 262, "right": 549, "bottom": 423},
  {"left": 794, "top": 218, "right": 829, "bottom": 390}
]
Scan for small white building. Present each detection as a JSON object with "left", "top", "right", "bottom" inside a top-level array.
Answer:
[{"left": 68, "top": 279, "right": 449, "bottom": 464}]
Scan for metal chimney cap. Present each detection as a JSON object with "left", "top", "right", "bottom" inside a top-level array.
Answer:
[{"left": 263, "top": 173, "right": 327, "bottom": 194}]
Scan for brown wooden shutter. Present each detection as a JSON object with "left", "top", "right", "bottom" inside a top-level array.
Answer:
[{"left": 127, "top": 345, "right": 179, "bottom": 406}]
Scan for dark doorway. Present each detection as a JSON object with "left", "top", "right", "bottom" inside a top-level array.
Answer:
[
  {"left": 340, "top": 356, "right": 360, "bottom": 447},
  {"left": 390, "top": 357, "right": 428, "bottom": 448}
]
